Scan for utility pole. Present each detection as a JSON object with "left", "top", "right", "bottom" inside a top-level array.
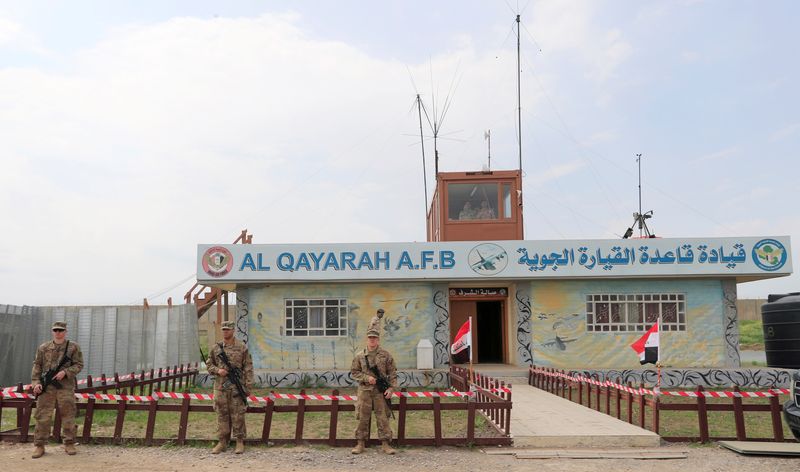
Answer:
[{"left": 516, "top": 14, "right": 523, "bottom": 174}]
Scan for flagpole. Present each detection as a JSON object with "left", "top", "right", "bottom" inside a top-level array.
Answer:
[
  {"left": 656, "top": 312, "right": 662, "bottom": 392},
  {"left": 468, "top": 316, "right": 474, "bottom": 384}
]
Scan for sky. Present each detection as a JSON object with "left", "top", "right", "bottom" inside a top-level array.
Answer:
[{"left": 1, "top": 0, "right": 798, "bottom": 306}]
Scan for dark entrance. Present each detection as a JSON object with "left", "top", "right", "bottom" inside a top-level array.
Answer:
[{"left": 476, "top": 301, "right": 503, "bottom": 363}]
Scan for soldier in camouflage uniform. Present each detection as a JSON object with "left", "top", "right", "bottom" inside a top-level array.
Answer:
[
  {"left": 207, "top": 320, "right": 253, "bottom": 454},
  {"left": 350, "top": 308, "right": 397, "bottom": 455},
  {"left": 30, "top": 321, "right": 84, "bottom": 459}
]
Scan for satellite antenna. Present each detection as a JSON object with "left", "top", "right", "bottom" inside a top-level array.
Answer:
[{"left": 622, "top": 153, "right": 656, "bottom": 239}]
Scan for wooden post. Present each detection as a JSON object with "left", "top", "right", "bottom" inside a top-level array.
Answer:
[
  {"left": 651, "top": 392, "right": 660, "bottom": 434},
  {"left": 328, "top": 389, "right": 339, "bottom": 447},
  {"left": 638, "top": 382, "right": 646, "bottom": 428},
  {"left": 20, "top": 394, "right": 33, "bottom": 442},
  {"left": 113, "top": 398, "right": 127, "bottom": 445},
  {"left": 177, "top": 396, "right": 190, "bottom": 445},
  {"left": 397, "top": 387, "right": 407, "bottom": 446},
  {"left": 732, "top": 386, "right": 746, "bottom": 440},
  {"left": 433, "top": 396, "right": 443, "bottom": 447},
  {"left": 82, "top": 375, "right": 96, "bottom": 443},
  {"left": 148, "top": 368, "right": 155, "bottom": 395},
  {"left": 578, "top": 377, "right": 583, "bottom": 405},
  {"left": 769, "top": 393, "right": 784, "bottom": 441},
  {"left": 616, "top": 383, "right": 622, "bottom": 419},
  {"left": 697, "top": 385, "right": 709, "bottom": 443},
  {"left": 144, "top": 397, "right": 158, "bottom": 446},
  {"left": 261, "top": 392, "right": 274, "bottom": 444},
  {"left": 626, "top": 382, "right": 633, "bottom": 424},
  {"left": 295, "top": 389, "right": 306, "bottom": 444},
  {"left": 467, "top": 392, "right": 476, "bottom": 445}
]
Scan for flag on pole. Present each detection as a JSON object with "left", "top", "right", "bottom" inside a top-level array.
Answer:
[
  {"left": 630, "top": 322, "right": 659, "bottom": 365},
  {"left": 450, "top": 318, "right": 471, "bottom": 356}
]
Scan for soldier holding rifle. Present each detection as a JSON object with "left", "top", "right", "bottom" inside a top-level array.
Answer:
[
  {"left": 30, "top": 321, "right": 84, "bottom": 459},
  {"left": 350, "top": 308, "right": 398, "bottom": 455},
  {"left": 207, "top": 320, "right": 253, "bottom": 454}
]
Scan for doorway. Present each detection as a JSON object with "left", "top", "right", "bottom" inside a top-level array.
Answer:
[
  {"left": 477, "top": 301, "right": 503, "bottom": 363},
  {"left": 450, "top": 299, "right": 506, "bottom": 364}
]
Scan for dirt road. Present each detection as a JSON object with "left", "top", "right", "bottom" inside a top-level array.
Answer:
[{"left": 1, "top": 441, "right": 795, "bottom": 472}]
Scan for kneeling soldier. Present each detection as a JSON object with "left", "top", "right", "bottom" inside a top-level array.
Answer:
[
  {"left": 350, "top": 310, "right": 397, "bottom": 454},
  {"left": 30, "top": 321, "right": 84, "bottom": 459},
  {"left": 207, "top": 320, "right": 253, "bottom": 454}
]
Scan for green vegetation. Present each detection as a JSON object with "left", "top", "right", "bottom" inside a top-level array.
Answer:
[
  {"left": 2, "top": 387, "right": 497, "bottom": 444},
  {"left": 739, "top": 319, "right": 765, "bottom": 349}
]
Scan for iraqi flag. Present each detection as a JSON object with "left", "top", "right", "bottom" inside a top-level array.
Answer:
[
  {"left": 450, "top": 318, "right": 472, "bottom": 359},
  {"left": 630, "top": 322, "right": 659, "bottom": 365}
]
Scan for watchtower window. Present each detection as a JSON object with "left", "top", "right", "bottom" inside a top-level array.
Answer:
[{"left": 448, "top": 183, "right": 499, "bottom": 221}]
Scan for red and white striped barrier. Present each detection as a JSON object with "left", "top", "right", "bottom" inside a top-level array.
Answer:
[
  {"left": 531, "top": 367, "right": 791, "bottom": 398},
  {"left": 2, "top": 386, "right": 512, "bottom": 403}
]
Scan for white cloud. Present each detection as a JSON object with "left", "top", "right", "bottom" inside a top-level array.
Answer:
[
  {"left": 0, "top": 16, "right": 47, "bottom": 54},
  {"left": 0, "top": 12, "right": 546, "bottom": 305},
  {"left": 769, "top": 122, "right": 800, "bottom": 142},
  {"left": 696, "top": 146, "right": 740, "bottom": 161}
]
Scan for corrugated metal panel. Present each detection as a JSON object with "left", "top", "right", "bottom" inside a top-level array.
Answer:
[
  {"left": 0, "top": 303, "right": 202, "bottom": 387},
  {"left": 115, "top": 306, "right": 131, "bottom": 374},
  {"left": 154, "top": 307, "right": 169, "bottom": 369},
  {"left": 102, "top": 307, "right": 117, "bottom": 375}
]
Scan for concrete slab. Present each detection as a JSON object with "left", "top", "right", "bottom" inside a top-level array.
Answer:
[
  {"left": 719, "top": 441, "right": 800, "bottom": 456},
  {"left": 510, "top": 384, "right": 661, "bottom": 448},
  {"left": 515, "top": 449, "right": 687, "bottom": 460}
]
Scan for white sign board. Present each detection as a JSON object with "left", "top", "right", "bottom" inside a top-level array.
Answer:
[{"left": 197, "top": 236, "right": 792, "bottom": 283}]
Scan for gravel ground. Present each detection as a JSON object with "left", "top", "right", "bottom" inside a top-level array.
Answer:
[{"left": 1, "top": 441, "right": 797, "bottom": 472}]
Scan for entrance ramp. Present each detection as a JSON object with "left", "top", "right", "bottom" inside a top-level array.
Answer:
[{"left": 511, "top": 384, "right": 660, "bottom": 448}]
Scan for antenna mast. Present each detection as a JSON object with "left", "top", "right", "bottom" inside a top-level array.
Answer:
[
  {"left": 416, "top": 94, "right": 429, "bottom": 216},
  {"left": 485, "top": 129, "right": 491, "bottom": 170},
  {"left": 637, "top": 153, "right": 642, "bottom": 236},
  {"left": 623, "top": 153, "right": 655, "bottom": 239}
]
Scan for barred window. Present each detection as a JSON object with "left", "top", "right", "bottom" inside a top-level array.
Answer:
[
  {"left": 585, "top": 293, "right": 685, "bottom": 333},
  {"left": 285, "top": 299, "right": 348, "bottom": 337}
]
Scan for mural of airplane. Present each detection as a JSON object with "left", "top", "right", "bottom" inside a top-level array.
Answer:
[
  {"left": 470, "top": 248, "right": 506, "bottom": 272},
  {"left": 540, "top": 335, "right": 578, "bottom": 351}
]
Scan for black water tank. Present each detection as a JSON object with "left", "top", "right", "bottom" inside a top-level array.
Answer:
[{"left": 761, "top": 293, "right": 800, "bottom": 369}]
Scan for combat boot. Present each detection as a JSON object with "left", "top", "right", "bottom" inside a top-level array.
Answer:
[
  {"left": 234, "top": 439, "right": 245, "bottom": 454},
  {"left": 351, "top": 440, "right": 365, "bottom": 454},
  {"left": 211, "top": 439, "right": 228, "bottom": 454},
  {"left": 64, "top": 443, "right": 77, "bottom": 455},
  {"left": 381, "top": 441, "right": 396, "bottom": 455},
  {"left": 31, "top": 445, "right": 45, "bottom": 459}
]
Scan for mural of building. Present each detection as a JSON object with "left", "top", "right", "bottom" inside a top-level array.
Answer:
[{"left": 196, "top": 171, "right": 793, "bottom": 378}]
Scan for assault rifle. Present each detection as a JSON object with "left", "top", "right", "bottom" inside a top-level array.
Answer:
[
  {"left": 365, "top": 355, "right": 394, "bottom": 419},
  {"left": 217, "top": 343, "right": 249, "bottom": 402},
  {"left": 39, "top": 341, "right": 72, "bottom": 395}
]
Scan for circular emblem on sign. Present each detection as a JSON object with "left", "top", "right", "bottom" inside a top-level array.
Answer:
[
  {"left": 202, "top": 246, "right": 234, "bottom": 278},
  {"left": 752, "top": 239, "right": 787, "bottom": 272},
  {"left": 468, "top": 243, "right": 508, "bottom": 276}
]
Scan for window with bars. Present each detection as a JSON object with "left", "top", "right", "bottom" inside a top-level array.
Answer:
[
  {"left": 284, "top": 299, "right": 348, "bottom": 337},
  {"left": 585, "top": 293, "right": 686, "bottom": 333}
]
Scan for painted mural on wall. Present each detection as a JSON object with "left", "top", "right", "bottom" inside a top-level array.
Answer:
[
  {"left": 194, "top": 369, "right": 449, "bottom": 389},
  {"left": 514, "top": 289, "right": 533, "bottom": 366},
  {"left": 559, "top": 367, "right": 793, "bottom": 389},
  {"left": 240, "top": 283, "right": 436, "bottom": 370},
  {"left": 526, "top": 279, "right": 728, "bottom": 368},
  {"left": 721, "top": 280, "right": 741, "bottom": 368},
  {"left": 432, "top": 286, "right": 450, "bottom": 367}
]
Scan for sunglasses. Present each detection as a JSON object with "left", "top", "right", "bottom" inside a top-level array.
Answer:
[{"left": 52, "top": 329, "right": 65, "bottom": 332}]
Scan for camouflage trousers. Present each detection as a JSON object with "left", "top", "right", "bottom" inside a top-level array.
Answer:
[
  {"left": 214, "top": 388, "right": 247, "bottom": 441},
  {"left": 354, "top": 389, "right": 392, "bottom": 441},
  {"left": 33, "top": 387, "right": 77, "bottom": 446}
]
